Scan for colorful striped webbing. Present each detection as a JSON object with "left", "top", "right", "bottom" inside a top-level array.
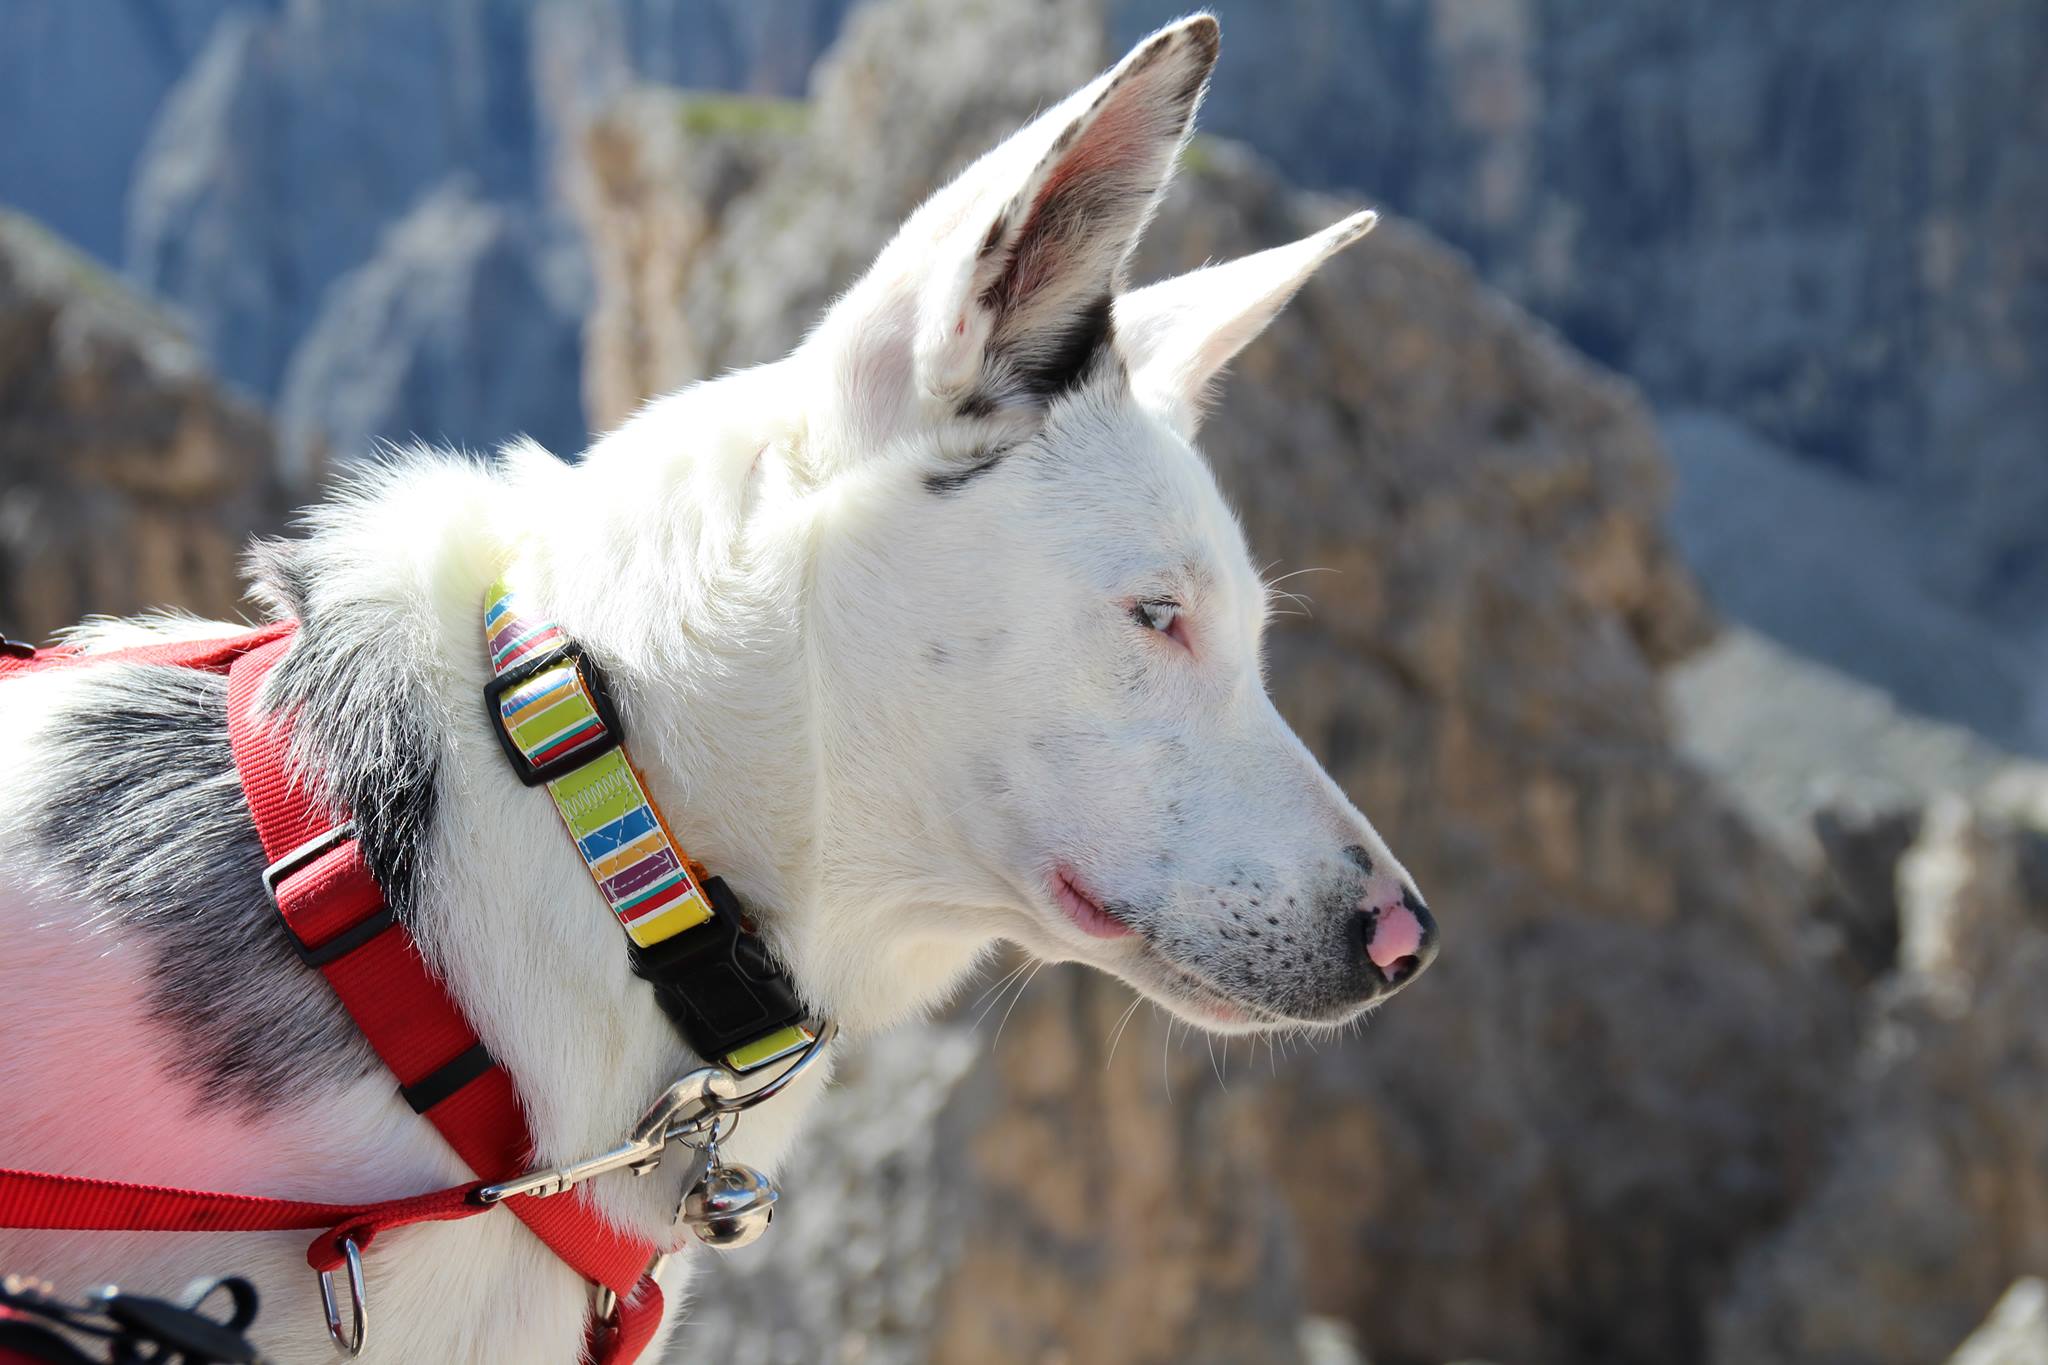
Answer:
[{"left": 485, "top": 579, "right": 812, "bottom": 1072}]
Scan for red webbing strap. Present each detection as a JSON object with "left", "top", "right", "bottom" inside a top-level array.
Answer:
[
  {"left": 0, "top": 621, "right": 296, "bottom": 681},
  {"left": 225, "top": 637, "right": 665, "bottom": 1363},
  {"left": 0, "top": 1168, "right": 481, "bottom": 1247}
]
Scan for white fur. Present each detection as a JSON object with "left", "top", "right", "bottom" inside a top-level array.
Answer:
[{"left": 0, "top": 18, "right": 1424, "bottom": 1363}]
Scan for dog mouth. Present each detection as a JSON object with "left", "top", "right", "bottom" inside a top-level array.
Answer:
[
  {"left": 1043, "top": 866, "right": 1297, "bottom": 1031},
  {"left": 1051, "top": 867, "right": 1137, "bottom": 940}
]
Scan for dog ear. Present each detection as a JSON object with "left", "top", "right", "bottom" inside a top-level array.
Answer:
[
  {"left": 908, "top": 17, "right": 1218, "bottom": 415},
  {"left": 1115, "top": 210, "right": 1379, "bottom": 439}
]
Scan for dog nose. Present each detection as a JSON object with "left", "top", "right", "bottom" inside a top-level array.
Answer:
[{"left": 1349, "top": 889, "right": 1438, "bottom": 993}]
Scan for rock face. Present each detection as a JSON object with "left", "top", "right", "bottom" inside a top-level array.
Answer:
[
  {"left": 0, "top": 211, "right": 281, "bottom": 643},
  {"left": 1661, "top": 410, "right": 2048, "bottom": 753},
  {"left": 0, "top": 0, "right": 838, "bottom": 492},
  {"left": 127, "top": 1, "right": 553, "bottom": 405},
  {"left": 578, "top": 5, "right": 1857, "bottom": 1362},
  {"left": 0, "top": 1, "right": 233, "bottom": 264},
  {"left": 274, "top": 182, "right": 587, "bottom": 484},
  {"left": 1106, "top": 0, "right": 2048, "bottom": 628},
  {"left": 1948, "top": 1280, "right": 2048, "bottom": 1365},
  {"left": 1710, "top": 778, "right": 2048, "bottom": 1365},
  {"left": 671, "top": 970, "right": 1310, "bottom": 1365}
]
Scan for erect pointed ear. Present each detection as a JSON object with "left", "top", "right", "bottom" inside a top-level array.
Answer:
[
  {"left": 909, "top": 16, "right": 1220, "bottom": 414},
  {"left": 1115, "top": 209, "right": 1379, "bottom": 439}
]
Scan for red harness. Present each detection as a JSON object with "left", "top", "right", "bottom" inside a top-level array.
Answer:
[{"left": 0, "top": 626, "right": 667, "bottom": 1363}]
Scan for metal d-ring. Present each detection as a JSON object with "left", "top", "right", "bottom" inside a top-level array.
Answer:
[
  {"left": 592, "top": 1250, "right": 673, "bottom": 1340},
  {"left": 700, "top": 1020, "right": 839, "bottom": 1116},
  {"left": 317, "top": 1236, "right": 368, "bottom": 1358}
]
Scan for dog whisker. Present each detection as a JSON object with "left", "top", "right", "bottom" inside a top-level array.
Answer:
[
  {"left": 1104, "top": 993, "right": 1144, "bottom": 1069},
  {"left": 1261, "top": 565, "right": 1338, "bottom": 588},
  {"left": 1161, "top": 1013, "right": 1175, "bottom": 1105},
  {"left": 990, "top": 962, "right": 1042, "bottom": 1050},
  {"left": 969, "top": 959, "right": 1033, "bottom": 1026}
]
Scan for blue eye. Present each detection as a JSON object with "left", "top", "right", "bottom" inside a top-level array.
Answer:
[{"left": 1132, "top": 600, "right": 1180, "bottom": 633}]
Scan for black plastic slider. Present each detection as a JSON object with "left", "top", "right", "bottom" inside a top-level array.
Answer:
[
  {"left": 399, "top": 1041, "right": 498, "bottom": 1114},
  {"left": 482, "top": 642, "right": 624, "bottom": 787}
]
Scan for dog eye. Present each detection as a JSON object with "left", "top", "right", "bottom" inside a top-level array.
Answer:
[{"left": 1131, "top": 600, "right": 1181, "bottom": 634}]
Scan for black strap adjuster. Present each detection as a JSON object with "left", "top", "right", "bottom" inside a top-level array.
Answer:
[
  {"left": 260, "top": 822, "right": 360, "bottom": 903},
  {"left": 261, "top": 822, "right": 396, "bottom": 967},
  {"left": 482, "top": 642, "right": 624, "bottom": 787},
  {"left": 630, "top": 877, "right": 809, "bottom": 1065}
]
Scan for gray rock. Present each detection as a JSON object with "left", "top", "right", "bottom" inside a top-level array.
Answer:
[
  {"left": 1710, "top": 785, "right": 2048, "bottom": 1365},
  {"left": 127, "top": 0, "right": 549, "bottom": 403},
  {"left": 274, "top": 180, "right": 586, "bottom": 480},
  {"left": 112, "top": 0, "right": 871, "bottom": 485},
  {"left": 601, "top": 0, "right": 862, "bottom": 95},
  {"left": 0, "top": 1, "right": 232, "bottom": 264},
  {"left": 0, "top": 210, "right": 281, "bottom": 640},
  {"left": 1661, "top": 408, "right": 2048, "bottom": 753},
  {"left": 1108, "top": 0, "right": 2048, "bottom": 637},
  {"left": 1949, "top": 1280, "right": 2048, "bottom": 1365},
  {"left": 1669, "top": 626, "right": 2015, "bottom": 852}
]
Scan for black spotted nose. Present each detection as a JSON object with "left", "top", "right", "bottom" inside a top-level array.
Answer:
[{"left": 1347, "top": 888, "right": 1439, "bottom": 994}]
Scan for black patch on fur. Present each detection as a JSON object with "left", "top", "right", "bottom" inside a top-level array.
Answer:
[
  {"left": 33, "top": 666, "right": 378, "bottom": 1111},
  {"left": 253, "top": 544, "right": 441, "bottom": 924},
  {"left": 922, "top": 444, "right": 1013, "bottom": 495},
  {"left": 1014, "top": 292, "right": 1116, "bottom": 405},
  {"left": 1173, "top": 21, "right": 1220, "bottom": 103},
  {"left": 1341, "top": 844, "right": 1375, "bottom": 877},
  {"left": 1401, "top": 886, "right": 1434, "bottom": 934},
  {"left": 955, "top": 295, "right": 1117, "bottom": 420}
]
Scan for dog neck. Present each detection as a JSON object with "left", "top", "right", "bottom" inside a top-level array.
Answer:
[
  {"left": 543, "top": 363, "right": 993, "bottom": 1037},
  {"left": 260, "top": 364, "right": 987, "bottom": 1242}
]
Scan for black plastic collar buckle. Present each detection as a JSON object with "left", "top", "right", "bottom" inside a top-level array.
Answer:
[
  {"left": 630, "top": 876, "right": 809, "bottom": 1065},
  {"left": 482, "top": 641, "right": 624, "bottom": 787}
]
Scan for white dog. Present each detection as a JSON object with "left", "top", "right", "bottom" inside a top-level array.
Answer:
[{"left": 0, "top": 16, "right": 1435, "bottom": 1363}]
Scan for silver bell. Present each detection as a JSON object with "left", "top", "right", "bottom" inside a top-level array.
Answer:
[{"left": 681, "top": 1163, "right": 780, "bottom": 1250}]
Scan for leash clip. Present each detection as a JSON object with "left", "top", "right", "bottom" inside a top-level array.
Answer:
[{"left": 473, "top": 1069, "right": 737, "bottom": 1204}]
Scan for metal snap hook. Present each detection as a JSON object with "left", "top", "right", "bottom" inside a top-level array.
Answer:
[{"left": 317, "top": 1236, "right": 367, "bottom": 1358}]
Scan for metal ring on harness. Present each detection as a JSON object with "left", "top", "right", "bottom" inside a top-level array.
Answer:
[
  {"left": 593, "top": 1251, "right": 671, "bottom": 1341},
  {"left": 318, "top": 1235, "right": 368, "bottom": 1358}
]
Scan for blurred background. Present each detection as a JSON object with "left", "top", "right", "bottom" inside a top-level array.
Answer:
[{"left": 3, "top": 2, "right": 2046, "bottom": 1362}]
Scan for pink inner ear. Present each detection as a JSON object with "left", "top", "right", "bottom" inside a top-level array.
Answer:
[{"left": 999, "top": 98, "right": 1152, "bottom": 308}]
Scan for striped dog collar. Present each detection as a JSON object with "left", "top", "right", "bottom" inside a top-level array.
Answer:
[{"left": 484, "top": 579, "right": 815, "bottom": 1072}]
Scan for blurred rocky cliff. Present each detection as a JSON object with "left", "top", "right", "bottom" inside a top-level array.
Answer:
[
  {"left": 1, "top": 0, "right": 859, "bottom": 486},
  {"left": 10, "top": 0, "right": 2041, "bottom": 751},
  {"left": 568, "top": 4, "right": 2048, "bottom": 1363},
  {"left": 2, "top": 2, "right": 2045, "bottom": 1363},
  {"left": 1106, "top": 0, "right": 2048, "bottom": 752},
  {"left": 0, "top": 211, "right": 280, "bottom": 642}
]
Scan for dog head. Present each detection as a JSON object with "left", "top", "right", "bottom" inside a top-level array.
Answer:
[{"left": 798, "top": 16, "right": 1436, "bottom": 1034}]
